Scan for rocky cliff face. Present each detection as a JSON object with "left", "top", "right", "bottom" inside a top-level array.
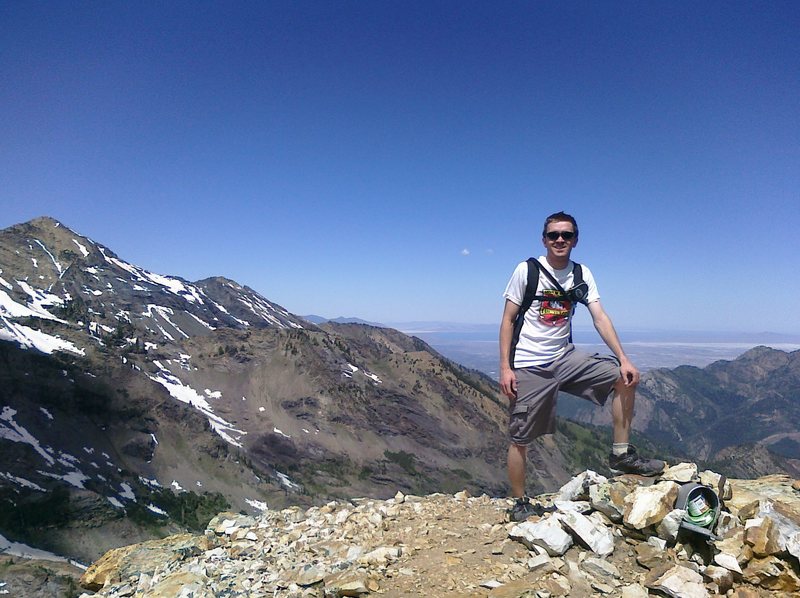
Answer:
[{"left": 27, "top": 465, "right": 794, "bottom": 598}]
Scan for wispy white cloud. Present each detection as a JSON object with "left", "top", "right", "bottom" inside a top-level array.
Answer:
[{"left": 460, "top": 248, "right": 470, "bottom": 256}]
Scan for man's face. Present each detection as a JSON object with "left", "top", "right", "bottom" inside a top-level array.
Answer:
[{"left": 542, "top": 221, "right": 578, "bottom": 262}]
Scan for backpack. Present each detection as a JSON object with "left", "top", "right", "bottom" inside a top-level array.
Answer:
[{"left": 509, "top": 258, "right": 587, "bottom": 368}]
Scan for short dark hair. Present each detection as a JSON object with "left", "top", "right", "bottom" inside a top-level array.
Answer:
[{"left": 542, "top": 211, "right": 579, "bottom": 238}]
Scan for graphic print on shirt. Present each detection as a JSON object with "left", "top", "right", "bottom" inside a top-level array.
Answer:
[{"left": 538, "top": 289, "right": 572, "bottom": 327}]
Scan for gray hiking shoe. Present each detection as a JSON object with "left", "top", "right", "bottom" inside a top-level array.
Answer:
[
  {"left": 506, "top": 497, "right": 556, "bottom": 522},
  {"left": 608, "top": 445, "right": 666, "bottom": 477}
]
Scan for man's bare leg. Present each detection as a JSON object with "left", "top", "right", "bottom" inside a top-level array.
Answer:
[
  {"left": 508, "top": 443, "right": 527, "bottom": 498},
  {"left": 608, "top": 377, "right": 665, "bottom": 475},
  {"left": 611, "top": 377, "right": 635, "bottom": 443}
]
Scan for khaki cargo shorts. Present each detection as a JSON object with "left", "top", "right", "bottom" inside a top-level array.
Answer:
[{"left": 509, "top": 344, "right": 620, "bottom": 446}]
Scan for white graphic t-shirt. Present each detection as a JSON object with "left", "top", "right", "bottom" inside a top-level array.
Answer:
[{"left": 503, "top": 257, "right": 600, "bottom": 367}]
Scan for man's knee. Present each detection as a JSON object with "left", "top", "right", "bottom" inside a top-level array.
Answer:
[{"left": 614, "top": 376, "right": 637, "bottom": 394}]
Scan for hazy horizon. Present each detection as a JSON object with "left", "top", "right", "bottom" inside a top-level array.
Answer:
[{"left": 401, "top": 325, "right": 800, "bottom": 379}]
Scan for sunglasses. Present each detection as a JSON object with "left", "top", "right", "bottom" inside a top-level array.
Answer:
[{"left": 545, "top": 231, "right": 575, "bottom": 241}]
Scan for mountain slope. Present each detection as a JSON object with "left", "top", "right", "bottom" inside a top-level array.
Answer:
[{"left": 558, "top": 345, "right": 800, "bottom": 475}]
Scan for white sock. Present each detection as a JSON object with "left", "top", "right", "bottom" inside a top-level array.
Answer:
[{"left": 612, "top": 443, "right": 629, "bottom": 456}]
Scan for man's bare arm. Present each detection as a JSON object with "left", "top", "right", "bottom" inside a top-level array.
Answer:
[
  {"left": 499, "top": 299, "right": 521, "bottom": 399},
  {"left": 586, "top": 300, "right": 639, "bottom": 386}
]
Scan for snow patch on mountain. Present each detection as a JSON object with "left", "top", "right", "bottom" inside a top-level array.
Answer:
[
  {"left": 148, "top": 362, "right": 247, "bottom": 447},
  {"left": 0, "top": 407, "right": 57, "bottom": 466}
]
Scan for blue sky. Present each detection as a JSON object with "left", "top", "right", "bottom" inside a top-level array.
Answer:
[{"left": 2, "top": 2, "right": 798, "bottom": 333}]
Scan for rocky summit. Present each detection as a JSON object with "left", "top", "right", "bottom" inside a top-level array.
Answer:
[{"left": 61, "top": 465, "right": 800, "bottom": 598}]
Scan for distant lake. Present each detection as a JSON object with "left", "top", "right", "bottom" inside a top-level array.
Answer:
[{"left": 401, "top": 327, "right": 800, "bottom": 379}]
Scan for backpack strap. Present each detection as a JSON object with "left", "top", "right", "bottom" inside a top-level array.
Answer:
[
  {"left": 509, "top": 258, "right": 540, "bottom": 368},
  {"left": 508, "top": 258, "right": 585, "bottom": 368}
]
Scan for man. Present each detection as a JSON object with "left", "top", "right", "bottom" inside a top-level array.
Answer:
[{"left": 499, "top": 211, "right": 664, "bottom": 522}]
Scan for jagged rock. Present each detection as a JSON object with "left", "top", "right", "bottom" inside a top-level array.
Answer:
[
  {"left": 296, "top": 563, "right": 326, "bottom": 586},
  {"left": 742, "top": 555, "right": 800, "bottom": 592},
  {"left": 713, "top": 551, "right": 743, "bottom": 574},
  {"left": 207, "top": 512, "right": 257, "bottom": 535},
  {"left": 647, "top": 536, "right": 667, "bottom": 550},
  {"left": 509, "top": 517, "right": 573, "bottom": 556},
  {"left": 526, "top": 553, "right": 555, "bottom": 575},
  {"left": 559, "top": 510, "right": 615, "bottom": 556},
  {"left": 540, "top": 573, "right": 571, "bottom": 596},
  {"left": 714, "top": 510, "right": 741, "bottom": 537},
  {"left": 747, "top": 501, "right": 800, "bottom": 559},
  {"left": 554, "top": 500, "right": 591, "bottom": 513},
  {"left": 144, "top": 570, "right": 210, "bottom": 596},
  {"left": 359, "top": 546, "right": 401, "bottom": 565},
  {"left": 645, "top": 564, "right": 708, "bottom": 598},
  {"left": 635, "top": 542, "right": 669, "bottom": 570},
  {"left": 656, "top": 509, "right": 684, "bottom": 543},
  {"left": 580, "top": 556, "right": 620, "bottom": 579},
  {"left": 323, "top": 570, "right": 372, "bottom": 597},
  {"left": 788, "top": 530, "right": 800, "bottom": 562},
  {"left": 702, "top": 564, "right": 734, "bottom": 593},
  {"left": 623, "top": 481, "right": 680, "bottom": 530},
  {"left": 556, "top": 470, "right": 607, "bottom": 501},
  {"left": 744, "top": 516, "right": 783, "bottom": 556},
  {"left": 79, "top": 533, "right": 210, "bottom": 591},
  {"left": 661, "top": 462, "right": 698, "bottom": 483},
  {"left": 620, "top": 584, "right": 649, "bottom": 598},
  {"left": 589, "top": 478, "right": 637, "bottom": 522},
  {"left": 699, "top": 470, "right": 733, "bottom": 500},
  {"left": 565, "top": 558, "right": 593, "bottom": 595}
]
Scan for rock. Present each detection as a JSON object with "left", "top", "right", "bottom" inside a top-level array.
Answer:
[
  {"left": 713, "top": 551, "right": 743, "bottom": 574},
  {"left": 714, "top": 510, "right": 741, "bottom": 537},
  {"left": 742, "top": 555, "right": 800, "bottom": 592},
  {"left": 556, "top": 470, "right": 607, "bottom": 501},
  {"left": 699, "top": 470, "right": 733, "bottom": 500},
  {"left": 553, "top": 500, "right": 592, "bottom": 513},
  {"left": 580, "top": 556, "right": 620, "bottom": 579},
  {"left": 661, "top": 462, "right": 698, "bottom": 483},
  {"left": 702, "top": 565, "right": 734, "bottom": 593},
  {"left": 635, "top": 543, "right": 669, "bottom": 570},
  {"left": 358, "top": 546, "right": 401, "bottom": 565},
  {"left": 620, "top": 583, "right": 649, "bottom": 598},
  {"left": 296, "top": 563, "right": 326, "bottom": 586},
  {"left": 788, "top": 530, "right": 800, "bottom": 562},
  {"left": 589, "top": 479, "right": 632, "bottom": 522},
  {"left": 509, "top": 517, "right": 573, "bottom": 556},
  {"left": 565, "top": 558, "right": 593, "bottom": 596},
  {"left": 526, "top": 553, "right": 555, "bottom": 575},
  {"left": 79, "top": 533, "right": 209, "bottom": 591},
  {"left": 744, "top": 516, "right": 783, "bottom": 556},
  {"left": 645, "top": 564, "right": 708, "bottom": 598},
  {"left": 656, "top": 509, "right": 684, "bottom": 543},
  {"left": 623, "top": 481, "right": 680, "bottom": 530},
  {"left": 559, "top": 510, "right": 615, "bottom": 556}
]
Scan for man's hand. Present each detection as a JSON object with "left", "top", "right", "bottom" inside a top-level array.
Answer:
[
  {"left": 500, "top": 368, "right": 518, "bottom": 400},
  {"left": 619, "top": 359, "right": 640, "bottom": 386}
]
